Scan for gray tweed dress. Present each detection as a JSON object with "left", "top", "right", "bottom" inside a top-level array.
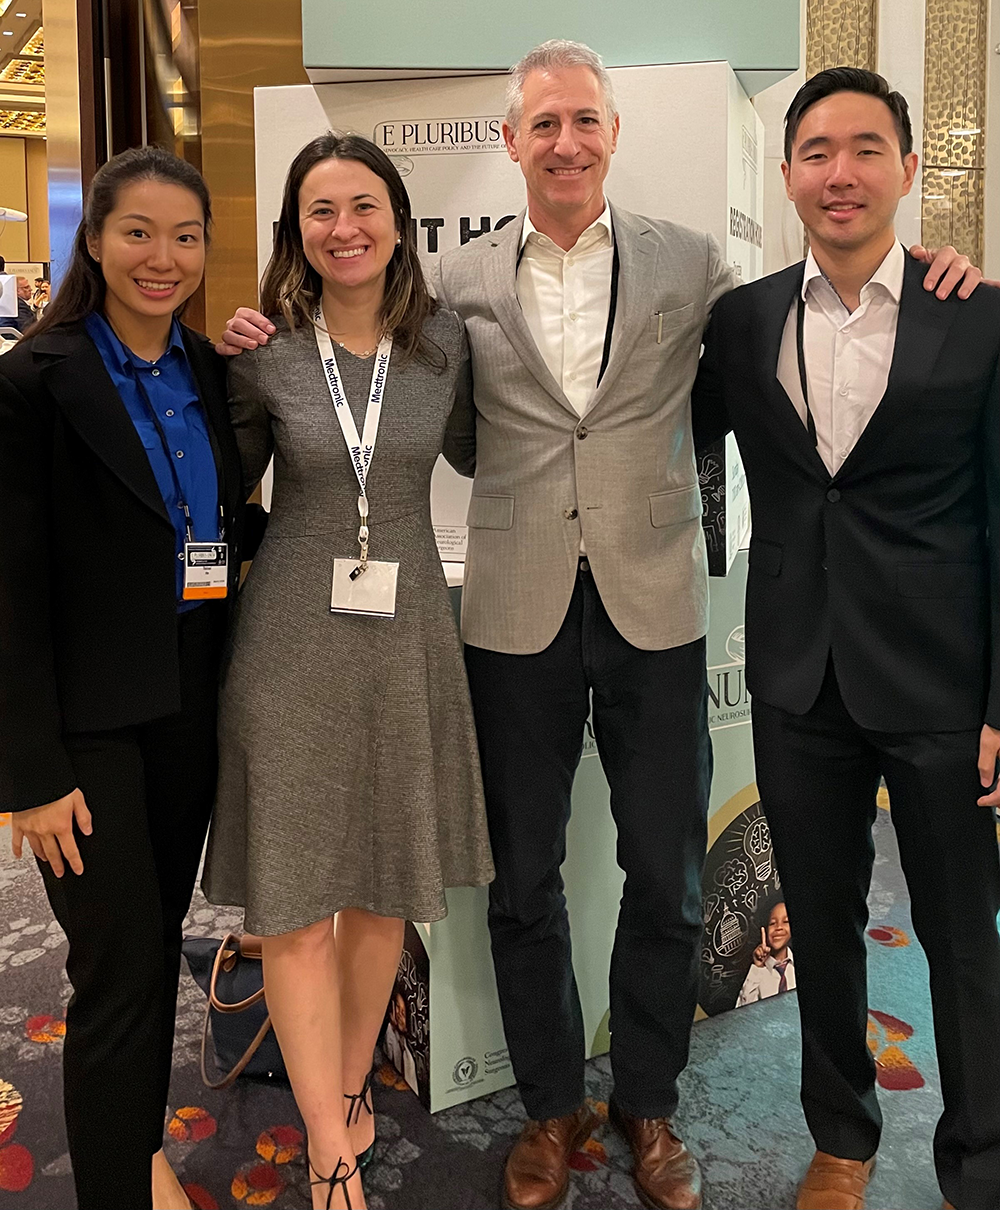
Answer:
[{"left": 202, "top": 307, "right": 493, "bottom": 935}]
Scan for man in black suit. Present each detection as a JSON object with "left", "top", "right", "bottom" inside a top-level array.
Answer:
[{"left": 694, "top": 68, "right": 1000, "bottom": 1210}]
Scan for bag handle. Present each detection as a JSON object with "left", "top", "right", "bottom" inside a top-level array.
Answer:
[{"left": 199, "top": 931, "right": 274, "bottom": 1091}]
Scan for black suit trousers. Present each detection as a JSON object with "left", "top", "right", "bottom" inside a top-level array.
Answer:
[
  {"left": 753, "top": 659, "right": 1000, "bottom": 1210},
  {"left": 39, "top": 603, "right": 225, "bottom": 1210},
  {"left": 465, "top": 561, "right": 711, "bottom": 1120}
]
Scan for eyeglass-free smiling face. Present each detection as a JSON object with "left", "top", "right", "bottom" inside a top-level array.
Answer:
[
  {"left": 298, "top": 158, "right": 400, "bottom": 295},
  {"left": 504, "top": 64, "right": 619, "bottom": 224},
  {"left": 86, "top": 179, "right": 206, "bottom": 326},
  {"left": 782, "top": 90, "right": 917, "bottom": 259}
]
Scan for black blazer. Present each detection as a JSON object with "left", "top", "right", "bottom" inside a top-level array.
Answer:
[
  {"left": 693, "top": 254, "right": 1000, "bottom": 734},
  {"left": 0, "top": 320, "right": 245, "bottom": 811}
]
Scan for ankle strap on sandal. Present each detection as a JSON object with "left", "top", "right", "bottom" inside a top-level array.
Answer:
[
  {"left": 344, "top": 1068, "right": 375, "bottom": 1127},
  {"left": 309, "top": 1156, "right": 359, "bottom": 1210}
]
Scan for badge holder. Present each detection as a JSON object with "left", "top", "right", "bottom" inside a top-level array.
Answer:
[
  {"left": 183, "top": 541, "right": 229, "bottom": 600},
  {"left": 330, "top": 495, "right": 398, "bottom": 618}
]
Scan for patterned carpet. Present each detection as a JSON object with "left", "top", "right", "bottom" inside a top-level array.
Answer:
[{"left": 0, "top": 809, "right": 974, "bottom": 1210}]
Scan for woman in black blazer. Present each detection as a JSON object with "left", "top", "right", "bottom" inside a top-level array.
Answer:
[{"left": 0, "top": 148, "right": 243, "bottom": 1210}]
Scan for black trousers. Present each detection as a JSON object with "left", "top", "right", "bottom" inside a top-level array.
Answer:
[
  {"left": 753, "top": 659, "right": 1000, "bottom": 1210},
  {"left": 40, "top": 603, "right": 225, "bottom": 1210},
  {"left": 465, "top": 562, "right": 711, "bottom": 1120}
]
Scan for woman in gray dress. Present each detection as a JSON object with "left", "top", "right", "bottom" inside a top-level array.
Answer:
[{"left": 202, "top": 133, "right": 493, "bottom": 1210}]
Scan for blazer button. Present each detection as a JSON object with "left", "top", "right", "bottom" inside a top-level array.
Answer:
[
  {"left": 576, "top": 425, "right": 589, "bottom": 440},
  {"left": 564, "top": 508, "right": 578, "bottom": 520},
  {"left": 826, "top": 488, "right": 841, "bottom": 502}
]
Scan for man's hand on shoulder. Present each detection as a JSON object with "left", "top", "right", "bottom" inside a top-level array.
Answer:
[
  {"left": 216, "top": 308, "right": 275, "bottom": 357},
  {"left": 909, "top": 244, "right": 1000, "bottom": 299}
]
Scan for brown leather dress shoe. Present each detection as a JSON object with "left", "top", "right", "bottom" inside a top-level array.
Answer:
[
  {"left": 608, "top": 1099, "right": 702, "bottom": 1210},
  {"left": 502, "top": 1103, "right": 599, "bottom": 1210},
  {"left": 796, "top": 1151, "right": 876, "bottom": 1210}
]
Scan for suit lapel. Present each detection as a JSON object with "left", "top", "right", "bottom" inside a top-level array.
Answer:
[
  {"left": 585, "top": 205, "right": 657, "bottom": 414},
  {"left": 37, "top": 324, "right": 172, "bottom": 527},
  {"left": 482, "top": 210, "right": 579, "bottom": 418},
  {"left": 833, "top": 252, "right": 959, "bottom": 480}
]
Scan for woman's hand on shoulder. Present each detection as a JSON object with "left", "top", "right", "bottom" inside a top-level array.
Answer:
[
  {"left": 11, "top": 788, "right": 92, "bottom": 877},
  {"left": 216, "top": 309, "right": 276, "bottom": 356}
]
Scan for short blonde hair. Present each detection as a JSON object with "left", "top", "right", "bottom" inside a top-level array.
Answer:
[{"left": 505, "top": 39, "right": 618, "bottom": 130}]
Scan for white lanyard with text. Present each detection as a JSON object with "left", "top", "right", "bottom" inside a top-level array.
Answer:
[{"left": 314, "top": 307, "right": 399, "bottom": 618}]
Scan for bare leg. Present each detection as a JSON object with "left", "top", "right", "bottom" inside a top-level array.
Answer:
[
  {"left": 151, "top": 1150, "right": 192, "bottom": 1210},
  {"left": 262, "top": 918, "right": 365, "bottom": 1210},
  {"left": 336, "top": 909, "right": 405, "bottom": 1157}
]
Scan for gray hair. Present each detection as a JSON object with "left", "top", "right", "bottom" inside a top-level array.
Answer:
[{"left": 505, "top": 39, "right": 618, "bottom": 130}]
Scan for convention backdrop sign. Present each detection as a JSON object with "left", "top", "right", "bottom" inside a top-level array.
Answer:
[{"left": 253, "top": 66, "right": 769, "bottom": 1111}]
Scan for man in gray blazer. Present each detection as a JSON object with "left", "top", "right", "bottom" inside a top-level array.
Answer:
[{"left": 433, "top": 40, "right": 731, "bottom": 1210}]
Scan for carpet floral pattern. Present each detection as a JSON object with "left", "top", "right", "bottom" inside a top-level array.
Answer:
[{"left": 0, "top": 811, "right": 986, "bottom": 1210}]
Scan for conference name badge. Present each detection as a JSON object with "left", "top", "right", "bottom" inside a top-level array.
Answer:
[
  {"left": 182, "top": 542, "right": 229, "bottom": 600},
  {"left": 330, "top": 558, "right": 398, "bottom": 618}
]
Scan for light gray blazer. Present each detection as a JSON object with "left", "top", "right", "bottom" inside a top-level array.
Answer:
[{"left": 435, "top": 203, "right": 737, "bottom": 655}]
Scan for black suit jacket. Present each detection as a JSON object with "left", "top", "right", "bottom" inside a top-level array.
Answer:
[
  {"left": 0, "top": 320, "right": 245, "bottom": 810},
  {"left": 693, "top": 253, "right": 1000, "bottom": 734}
]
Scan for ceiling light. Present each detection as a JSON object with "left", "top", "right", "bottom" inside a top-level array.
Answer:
[
  {"left": 923, "top": 194, "right": 946, "bottom": 200},
  {"left": 948, "top": 127, "right": 980, "bottom": 136},
  {"left": 940, "top": 169, "right": 967, "bottom": 176},
  {"left": 1, "top": 32, "right": 13, "bottom": 36},
  {"left": 15, "top": 11, "right": 26, "bottom": 15}
]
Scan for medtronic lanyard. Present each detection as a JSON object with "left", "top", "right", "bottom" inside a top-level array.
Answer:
[
  {"left": 795, "top": 292, "right": 819, "bottom": 448},
  {"left": 313, "top": 306, "right": 393, "bottom": 573},
  {"left": 130, "top": 366, "right": 225, "bottom": 542}
]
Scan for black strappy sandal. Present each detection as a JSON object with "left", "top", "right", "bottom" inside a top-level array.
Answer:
[
  {"left": 308, "top": 1155, "right": 359, "bottom": 1210},
  {"left": 344, "top": 1069, "right": 376, "bottom": 1170}
]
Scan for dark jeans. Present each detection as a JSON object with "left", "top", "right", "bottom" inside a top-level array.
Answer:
[
  {"left": 753, "top": 659, "right": 1000, "bottom": 1210},
  {"left": 40, "top": 603, "right": 225, "bottom": 1210},
  {"left": 465, "top": 561, "right": 712, "bottom": 1120}
]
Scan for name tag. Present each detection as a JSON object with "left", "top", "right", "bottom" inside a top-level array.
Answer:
[
  {"left": 183, "top": 542, "right": 229, "bottom": 600},
  {"left": 330, "top": 558, "right": 398, "bottom": 618}
]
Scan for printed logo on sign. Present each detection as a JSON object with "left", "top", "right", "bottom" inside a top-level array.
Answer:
[
  {"left": 708, "top": 629, "right": 751, "bottom": 731},
  {"left": 389, "top": 154, "right": 414, "bottom": 177},
  {"left": 453, "top": 1056, "right": 478, "bottom": 1086},
  {"left": 374, "top": 117, "right": 506, "bottom": 156},
  {"left": 725, "top": 626, "right": 745, "bottom": 664}
]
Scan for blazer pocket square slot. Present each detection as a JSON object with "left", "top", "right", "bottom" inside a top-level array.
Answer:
[
  {"left": 896, "top": 563, "right": 981, "bottom": 598},
  {"left": 649, "top": 303, "right": 695, "bottom": 338},
  {"left": 649, "top": 485, "right": 702, "bottom": 528},
  {"left": 467, "top": 494, "right": 515, "bottom": 530}
]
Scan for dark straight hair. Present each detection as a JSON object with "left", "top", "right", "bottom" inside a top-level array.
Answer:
[
  {"left": 260, "top": 131, "right": 441, "bottom": 367},
  {"left": 30, "top": 146, "right": 212, "bottom": 339},
  {"left": 783, "top": 67, "right": 913, "bottom": 163}
]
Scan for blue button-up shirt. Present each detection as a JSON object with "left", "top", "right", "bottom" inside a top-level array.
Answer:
[{"left": 86, "top": 312, "right": 220, "bottom": 610}]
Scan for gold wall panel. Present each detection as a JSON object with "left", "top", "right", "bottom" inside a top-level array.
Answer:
[
  {"left": 25, "top": 135, "right": 48, "bottom": 260},
  {"left": 921, "top": 0, "right": 986, "bottom": 265},
  {"left": 805, "top": 0, "right": 877, "bottom": 77},
  {"left": 197, "top": 0, "right": 307, "bottom": 341},
  {"left": 0, "top": 137, "right": 29, "bottom": 260}
]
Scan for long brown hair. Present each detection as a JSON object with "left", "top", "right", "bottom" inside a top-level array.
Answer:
[
  {"left": 260, "top": 132, "right": 441, "bottom": 366},
  {"left": 30, "top": 146, "right": 212, "bottom": 339}
]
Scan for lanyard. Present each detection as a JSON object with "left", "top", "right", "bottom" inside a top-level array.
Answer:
[
  {"left": 516, "top": 220, "right": 619, "bottom": 386},
  {"left": 313, "top": 307, "right": 393, "bottom": 563},
  {"left": 130, "top": 368, "right": 225, "bottom": 542},
  {"left": 795, "top": 292, "right": 819, "bottom": 448}
]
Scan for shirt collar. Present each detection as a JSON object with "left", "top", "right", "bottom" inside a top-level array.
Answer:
[
  {"left": 520, "top": 201, "right": 613, "bottom": 252},
  {"left": 765, "top": 950, "right": 793, "bottom": 970},
  {"left": 802, "top": 240, "right": 904, "bottom": 304},
  {"left": 86, "top": 310, "right": 186, "bottom": 372}
]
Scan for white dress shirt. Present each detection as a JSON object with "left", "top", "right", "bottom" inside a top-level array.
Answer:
[
  {"left": 777, "top": 241, "right": 904, "bottom": 477},
  {"left": 737, "top": 949, "right": 796, "bottom": 1006},
  {"left": 516, "top": 203, "right": 614, "bottom": 418}
]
